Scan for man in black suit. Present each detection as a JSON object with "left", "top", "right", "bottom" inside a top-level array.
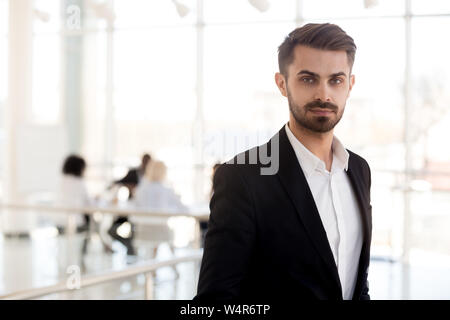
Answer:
[{"left": 195, "top": 23, "right": 372, "bottom": 300}]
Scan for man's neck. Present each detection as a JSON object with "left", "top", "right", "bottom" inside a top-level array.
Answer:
[{"left": 288, "top": 118, "right": 334, "bottom": 171}]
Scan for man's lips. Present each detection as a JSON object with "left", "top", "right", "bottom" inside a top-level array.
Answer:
[{"left": 308, "top": 108, "right": 335, "bottom": 116}]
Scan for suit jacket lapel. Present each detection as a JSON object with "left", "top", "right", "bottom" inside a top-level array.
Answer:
[{"left": 274, "top": 126, "right": 342, "bottom": 295}]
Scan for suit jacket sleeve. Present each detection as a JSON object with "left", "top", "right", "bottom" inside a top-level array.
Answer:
[
  {"left": 194, "top": 164, "right": 256, "bottom": 301},
  {"left": 360, "top": 160, "right": 372, "bottom": 301}
]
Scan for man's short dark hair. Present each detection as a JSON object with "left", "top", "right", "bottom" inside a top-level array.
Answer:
[
  {"left": 142, "top": 153, "right": 151, "bottom": 164},
  {"left": 278, "top": 23, "right": 357, "bottom": 77},
  {"left": 62, "top": 154, "right": 86, "bottom": 177}
]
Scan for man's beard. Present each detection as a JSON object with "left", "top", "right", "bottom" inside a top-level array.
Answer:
[{"left": 287, "top": 90, "right": 344, "bottom": 133}]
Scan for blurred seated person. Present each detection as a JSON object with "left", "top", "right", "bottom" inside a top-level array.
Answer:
[
  {"left": 108, "top": 153, "right": 151, "bottom": 255},
  {"left": 55, "top": 154, "right": 94, "bottom": 233},
  {"left": 131, "top": 160, "right": 187, "bottom": 270},
  {"left": 133, "top": 160, "right": 186, "bottom": 211}
]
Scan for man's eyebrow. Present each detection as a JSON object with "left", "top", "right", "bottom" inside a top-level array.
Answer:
[
  {"left": 296, "top": 70, "right": 319, "bottom": 77},
  {"left": 296, "top": 70, "right": 347, "bottom": 78},
  {"left": 330, "top": 72, "right": 347, "bottom": 78}
]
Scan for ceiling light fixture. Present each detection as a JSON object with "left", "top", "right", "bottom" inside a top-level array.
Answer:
[
  {"left": 33, "top": 9, "right": 51, "bottom": 23},
  {"left": 248, "top": 0, "right": 270, "bottom": 13},
  {"left": 364, "top": 0, "right": 379, "bottom": 9},
  {"left": 87, "top": 0, "right": 116, "bottom": 23},
  {"left": 172, "top": 0, "right": 190, "bottom": 18}
]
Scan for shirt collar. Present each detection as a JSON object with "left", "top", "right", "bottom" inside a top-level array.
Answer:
[{"left": 284, "top": 123, "right": 349, "bottom": 178}]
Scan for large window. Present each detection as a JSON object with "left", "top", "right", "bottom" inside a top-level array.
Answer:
[
  {"left": 408, "top": 16, "right": 450, "bottom": 257},
  {"left": 203, "top": 0, "right": 296, "bottom": 23},
  {"left": 31, "top": 0, "right": 62, "bottom": 124},
  {"left": 411, "top": 0, "right": 450, "bottom": 15},
  {"left": 4, "top": 0, "right": 450, "bottom": 267},
  {"left": 75, "top": 0, "right": 450, "bottom": 264},
  {"left": 0, "top": 0, "right": 8, "bottom": 193},
  {"left": 0, "top": 0, "right": 7, "bottom": 106},
  {"left": 203, "top": 22, "right": 293, "bottom": 162},
  {"left": 112, "top": 26, "right": 197, "bottom": 202},
  {"left": 1, "top": 0, "right": 450, "bottom": 301},
  {"left": 302, "top": 0, "right": 405, "bottom": 18},
  {"left": 114, "top": 0, "right": 197, "bottom": 27}
]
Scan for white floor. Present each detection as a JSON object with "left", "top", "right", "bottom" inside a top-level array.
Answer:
[
  {"left": 0, "top": 231, "right": 449, "bottom": 300},
  {"left": 0, "top": 232, "right": 200, "bottom": 300}
]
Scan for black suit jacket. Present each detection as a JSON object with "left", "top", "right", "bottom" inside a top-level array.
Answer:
[{"left": 195, "top": 125, "right": 372, "bottom": 301}]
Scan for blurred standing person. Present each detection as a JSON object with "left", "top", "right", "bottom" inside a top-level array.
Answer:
[
  {"left": 108, "top": 153, "right": 152, "bottom": 253},
  {"left": 113, "top": 153, "right": 152, "bottom": 198}
]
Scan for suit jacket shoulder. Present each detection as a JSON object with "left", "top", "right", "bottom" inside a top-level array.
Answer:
[{"left": 347, "top": 149, "right": 372, "bottom": 191}]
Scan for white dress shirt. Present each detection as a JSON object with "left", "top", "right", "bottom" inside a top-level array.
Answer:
[
  {"left": 285, "top": 123, "right": 363, "bottom": 300},
  {"left": 55, "top": 174, "right": 94, "bottom": 226}
]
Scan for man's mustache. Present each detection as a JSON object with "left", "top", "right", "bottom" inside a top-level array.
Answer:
[{"left": 304, "top": 100, "right": 338, "bottom": 112}]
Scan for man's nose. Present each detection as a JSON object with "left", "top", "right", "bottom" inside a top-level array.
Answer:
[{"left": 313, "top": 83, "right": 332, "bottom": 102}]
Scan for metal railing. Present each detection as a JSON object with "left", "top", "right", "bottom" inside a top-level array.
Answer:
[
  {"left": 0, "top": 202, "right": 210, "bottom": 220},
  {"left": 0, "top": 203, "right": 207, "bottom": 300},
  {"left": 0, "top": 250, "right": 203, "bottom": 300},
  {"left": 0, "top": 202, "right": 209, "bottom": 243}
]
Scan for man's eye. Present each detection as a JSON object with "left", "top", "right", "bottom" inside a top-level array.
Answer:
[
  {"left": 330, "top": 78, "right": 343, "bottom": 85},
  {"left": 301, "top": 77, "right": 315, "bottom": 84}
]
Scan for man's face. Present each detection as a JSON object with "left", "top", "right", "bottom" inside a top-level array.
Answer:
[{"left": 275, "top": 45, "right": 355, "bottom": 133}]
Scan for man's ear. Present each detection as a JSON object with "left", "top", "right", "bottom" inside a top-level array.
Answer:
[
  {"left": 348, "top": 74, "right": 355, "bottom": 97},
  {"left": 275, "top": 72, "right": 288, "bottom": 97}
]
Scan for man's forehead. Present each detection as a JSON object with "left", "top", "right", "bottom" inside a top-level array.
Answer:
[{"left": 289, "top": 45, "right": 351, "bottom": 74}]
